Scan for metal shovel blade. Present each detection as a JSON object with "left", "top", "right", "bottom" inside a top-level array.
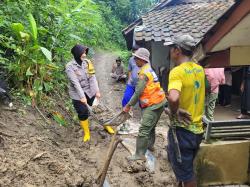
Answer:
[{"left": 101, "top": 111, "right": 131, "bottom": 126}]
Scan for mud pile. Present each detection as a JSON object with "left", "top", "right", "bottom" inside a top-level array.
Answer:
[
  {"left": 0, "top": 51, "right": 175, "bottom": 187},
  {"left": 0, "top": 103, "right": 175, "bottom": 187}
]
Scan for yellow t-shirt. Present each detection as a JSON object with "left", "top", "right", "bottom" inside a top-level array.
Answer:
[{"left": 168, "top": 62, "right": 205, "bottom": 134}]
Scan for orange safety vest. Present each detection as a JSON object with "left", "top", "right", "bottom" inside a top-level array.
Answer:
[{"left": 139, "top": 64, "right": 166, "bottom": 108}]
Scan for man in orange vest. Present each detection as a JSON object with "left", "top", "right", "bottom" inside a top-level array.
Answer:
[{"left": 123, "top": 48, "right": 167, "bottom": 160}]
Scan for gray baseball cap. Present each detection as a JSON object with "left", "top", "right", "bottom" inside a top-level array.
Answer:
[{"left": 166, "top": 34, "right": 195, "bottom": 51}]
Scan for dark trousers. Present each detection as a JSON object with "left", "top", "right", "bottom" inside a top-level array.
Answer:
[
  {"left": 241, "top": 90, "right": 248, "bottom": 115},
  {"left": 219, "top": 85, "right": 231, "bottom": 106},
  {"left": 167, "top": 127, "right": 203, "bottom": 182},
  {"left": 241, "top": 78, "right": 250, "bottom": 115},
  {"left": 72, "top": 94, "right": 95, "bottom": 121}
]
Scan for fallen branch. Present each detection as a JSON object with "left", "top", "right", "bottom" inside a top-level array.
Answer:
[
  {"left": 32, "top": 152, "right": 47, "bottom": 161},
  {"left": 35, "top": 105, "right": 51, "bottom": 125},
  {"left": 1, "top": 106, "right": 18, "bottom": 112},
  {"left": 0, "top": 121, "right": 7, "bottom": 127},
  {"left": 0, "top": 131, "right": 14, "bottom": 137},
  {"left": 35, "top": 137, "right": 61, "bottom": 151}
]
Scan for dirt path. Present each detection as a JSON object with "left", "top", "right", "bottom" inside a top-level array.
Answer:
[
  {"left": 94, "top": 50, "right": 126, "bottom": 111},
  {"left": 0, "top": 50, "right": 175, "bottom": 187}
]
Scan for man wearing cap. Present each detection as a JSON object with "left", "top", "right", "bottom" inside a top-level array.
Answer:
[
  {"left": 123, "top": 48, "right": 166, "bottom": 160},
  {"left": 166, "top": 35, "right": 205, "bottom": 187}
]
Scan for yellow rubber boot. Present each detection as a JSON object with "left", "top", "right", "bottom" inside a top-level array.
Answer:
[
  {"left": 80, "top": 119, "right": 90, "bottom": 142},
  {"left": 104, "top": 125, "right": 115, "bottom": 134}
]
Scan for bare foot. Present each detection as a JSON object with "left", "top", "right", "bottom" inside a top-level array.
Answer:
[{"left": 237, "top": 114, "right": 250, "bottom": 119}]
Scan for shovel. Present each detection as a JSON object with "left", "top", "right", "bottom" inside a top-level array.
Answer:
[
  {"left": 100, "top": 111, "right": 131, "bottom": 126},
  {"left": 170, "top": 123, "right": 182, "bottom": 163},
  {"left": 86, "top": 104, "right": 131, "bottom": 127},
  {"left": 86, "top": 104, "right": 103, "bottom": 124}
]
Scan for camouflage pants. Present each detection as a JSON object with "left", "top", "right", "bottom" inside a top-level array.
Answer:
[{"left": 205, "top": 93, "right": 218, "bottom": 121}]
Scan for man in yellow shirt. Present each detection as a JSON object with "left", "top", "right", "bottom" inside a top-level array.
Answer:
[{"left": 166, "top": 35, "right": 205, "bottom": 187}]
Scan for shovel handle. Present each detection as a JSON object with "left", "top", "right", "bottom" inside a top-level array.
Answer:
[{"left": 171, "top": 127, "right": 182, "bottom": 163}]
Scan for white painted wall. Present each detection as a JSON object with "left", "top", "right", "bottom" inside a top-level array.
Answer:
[{"left": 212, "top": 13, "right": 250, "bottom": 52}]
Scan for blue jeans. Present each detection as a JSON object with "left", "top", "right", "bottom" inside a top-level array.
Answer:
[{"left": 122, "top": 84, "right": 135, "bottom": 107}]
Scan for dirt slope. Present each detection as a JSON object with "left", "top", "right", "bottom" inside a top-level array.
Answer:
[{"left": 0, "top": 50, "right": 175, "bottom": 187}]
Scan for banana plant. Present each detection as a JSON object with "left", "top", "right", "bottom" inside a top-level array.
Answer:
[{"left": 10, "top": 13, "right": 57, "bottom": 104}]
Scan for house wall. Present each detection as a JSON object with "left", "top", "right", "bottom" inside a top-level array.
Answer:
[{"left": 150, "top": 41, "right": 170, "bottom": 91}]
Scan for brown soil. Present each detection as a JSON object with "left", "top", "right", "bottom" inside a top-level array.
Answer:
[{"left": 0, "top": 51, "right": 175, "bottom": 187}]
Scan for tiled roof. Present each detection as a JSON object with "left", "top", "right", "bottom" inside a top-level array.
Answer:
[{"left": 134, "top": 0, "right": 235, "bottom": 45}]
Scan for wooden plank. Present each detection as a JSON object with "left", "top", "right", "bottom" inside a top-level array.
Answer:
[
  {"left": 200, "top": 49, "right": 230, "bottom": 68},
  {"left": 230, "top": 46, "right": 250, "bottom": 66}
]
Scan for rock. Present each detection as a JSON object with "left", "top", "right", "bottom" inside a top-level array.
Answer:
[
  {"left": 135, "top": 172, "right": 153, "bottom": 186},
  {"left": 127, "top": 160, "right": 147, "bottom": 173},
  {"left": 24, "top": 184, "right": 37, "bottom": 187}
]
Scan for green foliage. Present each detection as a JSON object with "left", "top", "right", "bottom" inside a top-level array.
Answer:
[
  {"left": 28, "top": 13, "right": 38, "bottom": 44},
  {"left": 96, "top": 0, "right": 160, "bottom": 23},
  {"left": 52, "top": 112, "right": 67, "bottom": 127},
  {"left": 2, "top": 13, "right": 58, "bottom": 104},
  {"left": 0, "top": 0, "right": 158, "bottom": 106}
]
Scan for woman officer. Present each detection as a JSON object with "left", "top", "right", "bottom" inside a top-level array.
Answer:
[{"left": 66, "top": 44, "right": 114, "bottom": 142}]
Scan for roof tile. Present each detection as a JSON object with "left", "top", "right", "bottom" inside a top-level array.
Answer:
[{"left": 134, "top": 0, "right": 234, "bottom": 44}]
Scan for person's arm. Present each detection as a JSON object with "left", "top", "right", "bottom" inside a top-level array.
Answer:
[
  {"left": 241, "top": 81, "right": 245, "bottom": 93},
  {"left": 127, "top": 58, "right": 133, "bottom": 80},
  {"left": 128, "top": 72, "right": 131, "bottom": 80},
  {"left": 121, "top": 64, "right": 125, "bottom": 75},
  {"left": 86, "top": 60, "right": 100, "bottom": 98},
  {"left": 66, "top": 66, "right": 87, "bottom": 104},
  {"left": 205, "top": 75, "right": 211, "bottom": 95},
  {"left": 66, "top": 66, "right": 85, "bottom": 100},
  {"left": 204, "top": 68, "right": 213, "bottom": 92},
  {"left": 112, "top": 64, "right": 116, "bottom": 73},
  {"left": 166, "top": 68, "right": 193, "bottom": 124},
  {"left": 89, "top": 74, "right": 100, "bottom": 97},
  {"left": 167, "top": 68, "right": 183, "bottom": 115},
  {"left": 128, "top": 75, "right": 147, "bottom": 106},
  {"left": 240, "top": 67, "right": 247, "bottom": 93},
  {"left": 220, "top": 68, "right": 226, "bottom": 85},
  {"left": 167, "top": 89, "right": 180, "bottom": 114},
  {"left": 123, "top": 75, "right": 147, "bottom": 112}
]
